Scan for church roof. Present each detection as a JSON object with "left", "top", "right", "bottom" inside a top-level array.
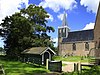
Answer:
[{"left": 62, "top": 29, "right": 94, "bottom": 43}]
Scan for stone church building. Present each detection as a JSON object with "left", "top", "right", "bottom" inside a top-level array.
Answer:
[{"left": 58, "top": 2, "right": 100, "bottom": 57}]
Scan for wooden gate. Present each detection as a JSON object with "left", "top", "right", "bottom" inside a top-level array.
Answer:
[{"left": 46, "top": 59, "right": 62, "bottom": 72}]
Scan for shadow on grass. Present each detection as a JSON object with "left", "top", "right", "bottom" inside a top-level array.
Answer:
[
  {"left": 5, "top": 68, "right": 49, "bottom": 75},
  {"left": 0, "top": 55, "right": 49, "bottom": 75},
  {"left": 0, "top": 55, "right": 44, "bottom": 68},
  {"left": 25, "top": 70, "right": 48, "bottom": 75}
]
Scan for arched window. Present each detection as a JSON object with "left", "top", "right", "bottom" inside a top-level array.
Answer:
[
  {"left": 85, "top": 42, "right": 89, "bottom": 50},
  {"left": 72, "top": 43, "right": 76, "bottom": 51}
]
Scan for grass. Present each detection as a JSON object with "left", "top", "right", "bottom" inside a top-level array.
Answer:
[
  {"left": 0, "top": 55, "right": 99, "bottom": 75},
  {"left": 0, "top": 56, "right": 50, "bottom": 75},
  {"left": 53, "top": 56, "right": 89, "bottom": 62}
]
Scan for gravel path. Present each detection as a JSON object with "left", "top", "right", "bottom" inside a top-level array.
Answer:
[{"left": 62, "top": 62, "right": 74, "bottom": 72}]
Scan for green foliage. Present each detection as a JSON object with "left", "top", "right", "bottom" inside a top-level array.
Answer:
[
  {"left": 62, "top": 72, "right": 80, "bottom": 75},
  {"left": 0, "top": 4, "right": 55, "bottom": 58},
  {"left": 81, "top": 66, "right": 100, "bottom": 75},
  {"left": 0, "top": 47, "right": 4, "bottom": 51}
]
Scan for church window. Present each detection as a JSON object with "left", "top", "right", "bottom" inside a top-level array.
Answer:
[
  {"left": 72, "top": 43, "right": 76, "bottom": 51},
  {"left": 95, "top": 41, "right": 97, "bottom": 49},
  {"left": 98, "top": 41, "right": 100, "bottom": 48},
  {"left": 85, "top": 42, "right": 89, "bottom": 50}
]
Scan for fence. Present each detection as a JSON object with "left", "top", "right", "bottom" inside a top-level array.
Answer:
[
  {"left": 46, "top": 59, "right": 62, "bottom": 72},
  {"left": 74, "top": 62, "right": 96, "bottom": 72}
]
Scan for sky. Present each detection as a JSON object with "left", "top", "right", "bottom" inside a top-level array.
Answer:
[{"left": 0, "top": 0, "right": 100, "bottom": 47}]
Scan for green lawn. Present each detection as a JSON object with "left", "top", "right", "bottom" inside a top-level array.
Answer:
[
  {"left": 0, "top": 56, "right": 50, "bottom": 75},
  {"left": 53, "top": 56, "right": 89, "bottom": 62},
  {"left": 0, "top": 55, "right": 99, "bottom": 75}
]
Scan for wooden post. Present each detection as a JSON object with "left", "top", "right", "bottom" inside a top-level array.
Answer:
[
  {"left": 46, "top": 59, "right": 49, "bottom": 70},
  {"left": 74, "top": 63, "right": 77, "bottom": 71},
  {"left": 60, "top": 61, "right": 62, "bottom": 72},
  {"left": 78, "top": 61, "right": 81, "bottom": 71},
  {"left": 74, "top": 63, "right": 79, "bottom": 72},
  {"left": 74, "top": 63, "right": 75, "bottom": 71}
]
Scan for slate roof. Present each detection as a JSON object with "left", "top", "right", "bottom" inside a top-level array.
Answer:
[
  {"left": 22, "top": 47, "right": 56, "bottom": 55},
  {"left": 62, "top": 29, "right": 94, "bottom": 43}
]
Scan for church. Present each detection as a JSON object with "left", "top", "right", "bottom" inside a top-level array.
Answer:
[{"left": 58, "top": 2, "right": 100, "bottom": 57}]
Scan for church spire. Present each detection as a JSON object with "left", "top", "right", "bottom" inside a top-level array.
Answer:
[
  {"left": 58, "top": 11, "right": 70, "bottom": 38},
  {"left": 62, "top": 11, "right": 68, "bottom": 26}
]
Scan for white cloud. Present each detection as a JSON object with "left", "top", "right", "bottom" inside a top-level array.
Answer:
[
  {"left": 46, "top": 13, "right": 54, "bottom": 22},
  {"left": 0, "top": 0, "right": 29, "bottom": 23},
  {"left": 52, "top": 37, "right": 58, "bottom": 47},
  {"left": 0, "top": 38, "right": 4, "bottom": 48},
  {"left": 39, "top": 0, "right": 77, "bottom": 12},
  {"left": 80, "top": 0, "right": 100, "bottom": 13},
  {"left": 83, "top": 22, "right": 95, "bottom": 30},
  {"left": 57, "top": 13, "right": 67, "bottom": 20}
]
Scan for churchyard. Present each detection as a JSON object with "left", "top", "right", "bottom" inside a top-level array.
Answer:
[
  {"left": 0, "top": 54, "right": 100, "bottom": 75},
  {"left": 0, "top": 47, "right": 100, "bottom": 75},
  {"left": 0, "top": 1, "right": 100, "bottom": 74}
]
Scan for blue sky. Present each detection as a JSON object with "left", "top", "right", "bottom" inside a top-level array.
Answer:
[{"left": 0, "top": 0, "right": 100, "bottom": 47}]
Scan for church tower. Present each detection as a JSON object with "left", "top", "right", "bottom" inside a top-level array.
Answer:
[
  {"left": 94, "top": 2, "right": 100, "bottom": 41},
  {"left": 94, "top": 2, "right": 100, "bottom": 57},
  {"left": 58, "top": 11, "right": 70, "bottom": 55}
]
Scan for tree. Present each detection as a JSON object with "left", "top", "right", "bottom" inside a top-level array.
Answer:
[
  {"left": 0, "top": 4, "right": 55, "bottom": 58},
  {"left": 0, "top": 47, "right": 4, "bottom": 51}
]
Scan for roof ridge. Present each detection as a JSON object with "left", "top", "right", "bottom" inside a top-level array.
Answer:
[{"left": 70, "top": 29, "right": 94, "bottom": 33}]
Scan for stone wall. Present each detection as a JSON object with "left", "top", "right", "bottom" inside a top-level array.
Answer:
[{"left": 59, "top": 41, "right": 95, "bottom": 56}]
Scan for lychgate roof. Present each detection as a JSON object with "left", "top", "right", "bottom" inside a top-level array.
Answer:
[
  {"left": 62, "top": 29, "right": 94, "bottom": 42},
  {"left": 22, "top": 47, "right": 56, "bottom": 55}
]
